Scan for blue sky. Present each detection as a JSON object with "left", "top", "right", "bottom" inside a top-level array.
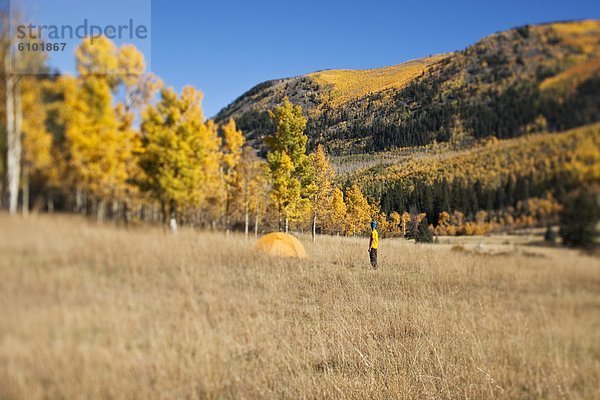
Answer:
[{"left": 18, "top": 0, "right": 600, "bottom": 117}]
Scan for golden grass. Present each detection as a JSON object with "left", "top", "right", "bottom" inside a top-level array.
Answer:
[
  {"left": 1, "top": 214, "right": 599, "bottom": 399},
  {"left": 309, "top": 55, "right": 447, "bottom": 107}
]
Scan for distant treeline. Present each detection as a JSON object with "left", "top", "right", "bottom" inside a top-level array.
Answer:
[{"left": 378, "top": 173, "right": 570, "bottom": 226}]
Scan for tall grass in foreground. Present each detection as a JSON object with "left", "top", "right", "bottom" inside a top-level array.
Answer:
[{"left": 1, "top": 214, "right": 599, "bottom": 399}]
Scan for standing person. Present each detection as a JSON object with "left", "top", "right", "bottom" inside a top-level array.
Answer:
[{"left": 368, "top": 221, "right": 379, "bottom": 269}]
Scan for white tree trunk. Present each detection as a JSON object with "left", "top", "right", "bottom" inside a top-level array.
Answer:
[
  {"left": 97, "top": 199, "right": 105, "bottom": 223},
  {"left": 169, "top": 205, "right": 178, "bottom": 231},
  {"left": 254, "top": 214, "right": 259, "bottom": 238},
  {"left": 5, "top": 66, "right": 21, "bottom": 215},
  {"left": 285, "top": 217, "right": 289, "bottom": 233},
  {"left": 169, "top": 217, "right": 178, "bottom": 231}
]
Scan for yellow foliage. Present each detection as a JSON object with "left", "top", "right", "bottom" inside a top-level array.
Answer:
[
  {"left": 310, "top": 144, "right": 336, "bottom": 233},
  {"left": 266, "top": 99, "right": 312, "bottom": 228},
  {"left": 21, "top": 77, "right": 53, "bottom": 176},
  {"left": 139, "top": 86, "right": 221, "bottom": 217},
  {"left": 239, "top": 148, "right": 270, "bottom": 221},
  {"left": 323, "top": 187, "right": 347, "bottom": 235},
  {"left": 309, "top": 55, "right": 447, "bottom": 107},
  {"left": 220, "top": 119, "right": 245, "bottom": 225},
  {"left": 540, "top": 55, "right": 600, "bottom": 95},
  {"left": 59, "top": 70, "right": 132, "bottom": 201},
  {"left": 544, "top": 20, "right": 600, "bottom": 55},
  {"left": 354, "top": 124, "right": 600, "bottom": 192},
  {"left": 401, "top": 212, "right": 411, "bottom": 237},
  {"left": 75, "top": 37, "right": 119, "bottom": 78},
  {"left": 549, "top": 19, "right": 600, "bottom": 36},
  {"left": 221, "top": 119, "right": 244, "bottom": 174},
  {"left": 345, "top": 184, "right": 372, "bottom": 235}
]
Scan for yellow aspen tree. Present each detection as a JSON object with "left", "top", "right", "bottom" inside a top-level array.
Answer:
[
  {"left": 117, "top": 45, "right": 161, "bottom": 112},
  {"left": 251, "top": 161, "right": 270, "bottom": 238},
  {"left": 60, "top": 37, "right": 143, "bottom": 222},
  {"left": 451, "top": 210, "right": 465, "bottom": 233},
  {"left": 139, "top": 86, "right": 220, "bottom": 230},
  {"left": 113, "top": 43, "right": 160, "bottom": 222},
  {"left": 60, "top": 69, "right": 123, "bottom": 221},
  {"left": 375, "top": 212, "right": 390, "bottom": 236},
  {"left": 389, "top": 211, "right": 401, "bottom": 236},
  {"left": 309, "top": 144, "right": 335, "bottom": 241},
  {"left": 266, "top": 98, "right": 312, "bottom": 232},
  {"left": 268, "top": 150, "right": 301, "bottom": 232},
  {"left": 20, "top": 77, "right": 53, "bottom": 215},
  {"left": 239, "top": 147, "right": 269, "bottom": 239},
  {"left": 326, "top": 187, "right": 347, "bottom": 235},
  {"left": 401, "top": 211, "right": 411, "bottom": 237},
  {"left": 2, "top": 9, "right": 48, "bottom": 214},
  {"left": 345, "top": 184, "right": 371, "bottom": 236},
  {"left": 75, "top": 36, "right": 118, "bottom": 79},
  {"left": 114, "top": 102, "right": 144, "bottom": 221},
  {"left": 193, "top": 119, "right": 227, "bottom": 229},
  {"left": 220, "top": 118, "right": 245, "bottom": 233},
  {"left": 435, "top": 211, "right": 451, "bottom": 236}
]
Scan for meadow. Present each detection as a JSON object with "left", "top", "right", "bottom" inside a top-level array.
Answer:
[{"left": 1, "top": 214, "right": 599, "bottom": 399}]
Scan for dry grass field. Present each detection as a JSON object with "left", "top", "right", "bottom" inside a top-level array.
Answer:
[{"left": 1, "top": 214, "right": 599, "bottom": 399}]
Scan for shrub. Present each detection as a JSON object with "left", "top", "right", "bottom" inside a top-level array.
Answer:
[
  {"left": 415, "top": 218, "right": 433, "bottom": 243},
  {"left": 559, "top": 186, "right": 600, "bottom": 249}
]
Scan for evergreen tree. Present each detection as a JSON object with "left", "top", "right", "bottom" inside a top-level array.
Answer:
[
  {"left": 559, "top": 186, "right": 600, "bottom": 249},
  {"left": 416, "top": 216, "right": 433, "bottom": 243}
]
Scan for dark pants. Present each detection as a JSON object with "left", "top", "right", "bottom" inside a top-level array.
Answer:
[{"left": 369, "top": 248, "right": 378, "bottom": 269}]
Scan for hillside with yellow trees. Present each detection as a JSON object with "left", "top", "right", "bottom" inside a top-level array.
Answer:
[
  {"left": 345, "top": 124, "right": 600, "bottom": 236},
  {"left": 308, "top": 55, "right": 447, "bottom": 107},
  {"left": 217, "top": 20, "right": 600, "bottom": 154}
]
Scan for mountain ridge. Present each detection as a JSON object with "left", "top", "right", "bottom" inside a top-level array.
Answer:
[{"left": 216, "top": 19, "right": 600, "bottom": 155}]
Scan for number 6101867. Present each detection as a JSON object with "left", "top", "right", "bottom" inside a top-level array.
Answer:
[{"left": 17, "top": 42, "right": 67, "bottom": 52}]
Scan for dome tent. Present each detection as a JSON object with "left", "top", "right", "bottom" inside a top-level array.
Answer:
[{"left": 254, "top": 232, "right": 307, "bottom": 258}]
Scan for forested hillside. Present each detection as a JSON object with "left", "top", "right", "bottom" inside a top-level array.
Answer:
[
  {"left": 349, "top": 124, "right": 599, "bottom": 233},
  {"left": 216, "top": 20, "right": 600, "bottom": 155}
]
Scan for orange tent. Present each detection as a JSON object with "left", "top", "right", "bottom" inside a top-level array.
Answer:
[{"left": 254, "top": 232, "right": 307, "bottom": 258}]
